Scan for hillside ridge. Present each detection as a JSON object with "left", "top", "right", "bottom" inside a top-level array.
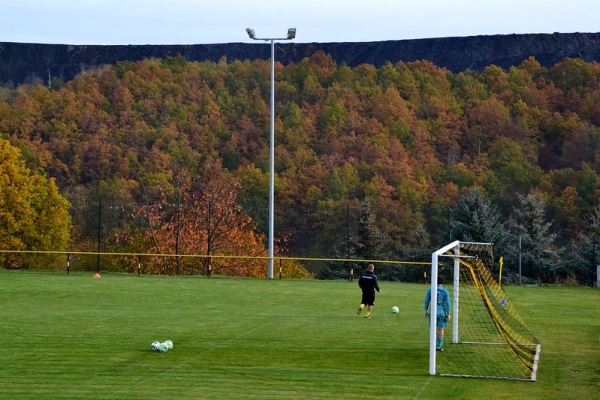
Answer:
[{"left": 2, "top": 32, "right": 600, "bottom": 85}]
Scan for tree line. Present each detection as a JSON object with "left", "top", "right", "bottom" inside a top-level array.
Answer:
[{"left": 0, "top": 53, "right": 598, "bottom": 283}]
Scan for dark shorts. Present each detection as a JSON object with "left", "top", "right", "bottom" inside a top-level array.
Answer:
[{"left": 361, "top": 291, "right": 375, "bottom": 306}]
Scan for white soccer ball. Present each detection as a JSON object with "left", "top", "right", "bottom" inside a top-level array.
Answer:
[
  {"left": 163, "top": 340, "right": 173, "bottom": 350},
  {"left": 158, "top": 343, "right": 169, "bottom": 352},
  {"left": 151, "top": 341, "right": 161, "bottom": 351},
  {"left": 391, "top": 306, "right": 399, "bottom": 314}
]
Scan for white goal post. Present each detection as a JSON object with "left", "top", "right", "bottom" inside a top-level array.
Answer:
[{"left": 429, "top": 240, "right": 461, "bottom": 376}]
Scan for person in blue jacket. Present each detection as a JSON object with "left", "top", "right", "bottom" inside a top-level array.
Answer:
[{"left": 424, "top": 275, "right": 451, "bottom": 351}]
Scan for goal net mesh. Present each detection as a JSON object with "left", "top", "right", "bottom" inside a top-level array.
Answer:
[{"left": 434, "top": 242, "right": 541, "bottom": 381}]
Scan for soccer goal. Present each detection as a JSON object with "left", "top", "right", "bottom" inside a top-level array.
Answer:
[{"left": 429, "top": 241, "right": 542, "bottom": 381}]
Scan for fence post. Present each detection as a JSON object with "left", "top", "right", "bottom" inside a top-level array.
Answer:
[
  {"left": 67, "top": 253, "right": 70, "bottom": 274},
  {"left": 97, "top": 197, "right": 102, "bottom": 273}
]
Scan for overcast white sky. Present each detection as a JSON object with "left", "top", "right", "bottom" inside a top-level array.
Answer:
[{"left": 1, "top": 0, "right": 598, "bottom": 45}]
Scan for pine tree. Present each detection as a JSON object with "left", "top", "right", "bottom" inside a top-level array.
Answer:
[
  {"left": 563, "top": 203, "right": 600, "bottom": 285},
  {"left": 508, "top": 193, "right": 560, "bottom": 282},
  {"left": 448, "top": 187, "right": 511, "bottom": 278},
  {"left": 451, "top": 187, "right": 508, "bottom": 249},
  {"left": 356, "top": 199, "right": 389, "bottom": 260},
  {"left": 323, "top": 199, "right": 389, "bottom": 279}
]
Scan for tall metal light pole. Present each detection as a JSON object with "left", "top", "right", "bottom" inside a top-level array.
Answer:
[{"left": 246, "top": 28, "right": 296, "bottom": 279}]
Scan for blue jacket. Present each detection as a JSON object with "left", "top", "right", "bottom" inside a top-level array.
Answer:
[{"left": 424, "top": 285, "right": 451, "bottom": 317}]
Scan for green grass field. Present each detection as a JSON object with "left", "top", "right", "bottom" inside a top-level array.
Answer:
[{"left": 0, "top": 270, "right": 598, "bottom": 399}]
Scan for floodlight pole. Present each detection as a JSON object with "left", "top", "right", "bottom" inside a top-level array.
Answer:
[{"left": 246, "top": 28, "right": 296, "bottom": 279}]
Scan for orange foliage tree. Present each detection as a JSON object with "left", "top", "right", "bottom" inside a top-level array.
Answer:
[
  {"left": 125, "top": 170, "right": 267, "bottom": 276},
  {"left": 121, "top": 166, "right": 311, "bottom": 278}
]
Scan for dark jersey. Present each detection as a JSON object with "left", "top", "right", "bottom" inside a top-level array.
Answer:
[{"left": 358, "top": 270, "right": 380, "bottom": 293}]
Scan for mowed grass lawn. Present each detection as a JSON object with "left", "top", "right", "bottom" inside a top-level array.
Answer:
[{"left": 0, "top": 270, "right": 598, "bottom": 399}]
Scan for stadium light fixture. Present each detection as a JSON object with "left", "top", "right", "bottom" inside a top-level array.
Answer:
[{"left": 246, "top": 28, "right": 296, "bottom": 279}]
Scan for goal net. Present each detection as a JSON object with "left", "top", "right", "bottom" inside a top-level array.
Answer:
[{"left": 429, "top": 241, "right": 542, "bottom": 381}]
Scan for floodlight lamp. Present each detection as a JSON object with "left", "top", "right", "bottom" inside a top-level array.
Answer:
[
  {"left": 246, "top": 28, "right": 256, "bottom": 39},
  {"left": 287, "top": 28, "right": 296, "bottom": 40}
]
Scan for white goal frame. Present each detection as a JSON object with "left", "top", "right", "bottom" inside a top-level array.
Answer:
[{"left": 429, "top": 240, "right": 542, "bottom": 380}]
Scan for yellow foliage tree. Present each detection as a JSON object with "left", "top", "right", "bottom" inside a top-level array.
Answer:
[{"left": 0, "top": 138, "right": 71, "bottom": 268}]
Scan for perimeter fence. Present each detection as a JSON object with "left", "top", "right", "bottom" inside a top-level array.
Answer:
[
  {"left": 0, "top": 250, "right": 431, "bottom": 282},
  {"left": 2, "top": 197, "right": 434, "bottom": 281}
]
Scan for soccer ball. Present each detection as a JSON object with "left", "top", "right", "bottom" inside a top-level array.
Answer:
[
  {"left": 163, "top": 340, "right": 173, "bottom": 350},
  {"left": 391, "top": 306, "right": 399, "bottom": 314},
  {"left": 159, "top": 343, "right": 169, "bottom": 352},
  {"left": 151, "top": 341, "right": 161, "bottom": 351}
]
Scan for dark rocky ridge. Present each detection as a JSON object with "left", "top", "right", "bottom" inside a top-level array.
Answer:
[{"left": 1, "top": 32, "right": 600, "bottom": 85}]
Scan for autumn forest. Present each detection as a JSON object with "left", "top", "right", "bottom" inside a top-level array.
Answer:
[{"left": 0, "top": 52, "right": 599, "bottom": 284}]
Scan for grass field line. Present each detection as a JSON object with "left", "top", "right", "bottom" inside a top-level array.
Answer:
[
  {"left": 413, "top": 376, "right": 432, "bottom": 400},
  {"left": 106, "top": 323, "right": 267, "bottom": 398}
]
